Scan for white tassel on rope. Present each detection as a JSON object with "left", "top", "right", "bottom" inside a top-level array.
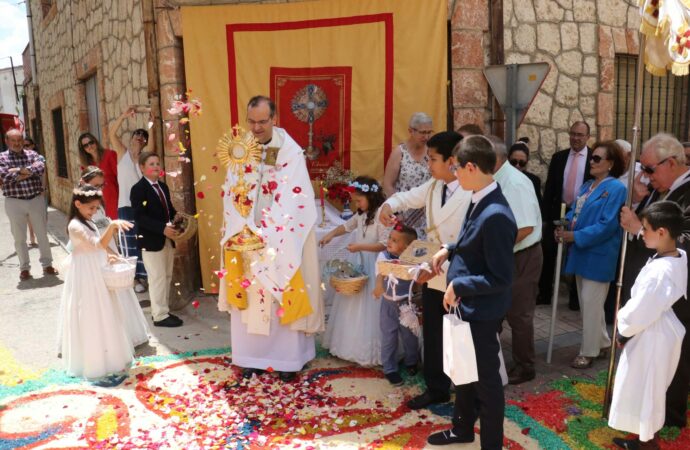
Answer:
[{"left": 398, "top": 263, "right": 432, "bottom": 338}]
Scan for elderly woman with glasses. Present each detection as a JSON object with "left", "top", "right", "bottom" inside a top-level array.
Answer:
[
  {"left": 555, "top": 141, "right": 627, "bottom": 368},
  {"left": 78, "top": 132, "right": 119, "bottom": 219},
  {"left": 382, "top": 112, "right": 433, "bottom": 237},
  {"left": 508, "top": 137, "right": 543, "bottom": 213}
]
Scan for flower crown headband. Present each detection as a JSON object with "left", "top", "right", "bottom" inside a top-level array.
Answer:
[
  {"left": 349, "top": 180, "right": 380, "bottom": 193},
  {"left": 72, "top": 187, "right": 103, "bottom": 197},
  {"left": 82, "top": 167, "right": 102, "bottom": 179}
]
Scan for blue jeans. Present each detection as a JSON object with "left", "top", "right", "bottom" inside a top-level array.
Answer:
[
  {"left": 380, "top": 299, "right": 419, "bottom": 374},
  {"left": 117, "top": 206, "right": 147, "bottom": 279}
]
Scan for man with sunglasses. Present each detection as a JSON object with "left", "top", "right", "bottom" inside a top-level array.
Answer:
[
  {"left": 619, "top": 133, "right": 690, "bottom": 430},
  {"left": 539, "top": 121, "right": 593, "bottom": 309}
]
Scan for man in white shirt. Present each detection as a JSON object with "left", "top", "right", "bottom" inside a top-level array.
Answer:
[
  {"left": 488, "top": 136, "right": 543, "bottom": 385},
  {"left": 380, "top": 131, "right": 471, "bottom": 409}
]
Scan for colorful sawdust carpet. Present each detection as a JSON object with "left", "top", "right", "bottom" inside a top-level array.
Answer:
[{"left": 0, "top": 348, "right": 688, "bottom": 449}]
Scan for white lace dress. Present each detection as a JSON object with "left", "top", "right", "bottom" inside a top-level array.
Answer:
[
  {"left": 322, "top": 208, "right": 391, "bottom": 366},
  {"left": 58, "top": 219, "right": 133, "bottom": 379},
  {"left": 394, "top": 143, "right": 430, "bottom": 238},
  {"left": 65, "top": 208, "right": 149, "bottom": 348}
]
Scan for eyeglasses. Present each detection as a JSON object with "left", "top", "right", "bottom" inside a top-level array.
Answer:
[
  {"left": 509, "top": 159, "right": 527, "bottom": 168},
  {"left": 640, "top": 157, "right": 673, "bottom": 175},
  {"left": 590, "top": 155, "right": 607, "bottom": 163},
  {"left": 82, "top": 140, "right": 96, "bottom": 148},
  {"left": 411, "top": 128, "right": 434, "bottom": 136},
  {"left": 248, "top": 118, "right": 272, "bottom": 126}
]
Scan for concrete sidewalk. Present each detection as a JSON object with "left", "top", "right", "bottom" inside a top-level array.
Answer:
[
  {"left": 0, "top": 195, "right": 605, "bottom": 398},
  {"left": 0, "top": 196, "right": 230, "bottom": 373}
]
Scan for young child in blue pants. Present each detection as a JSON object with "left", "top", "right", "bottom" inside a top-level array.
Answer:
[{"left": 373, "top": 225, "right": 420, "bottom": 386}]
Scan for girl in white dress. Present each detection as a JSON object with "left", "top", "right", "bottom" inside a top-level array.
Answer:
[
  {"left": 320, "top": 176, "right": 391, "bottom": 366},
  {"left": 59, "top": 185, "right": 134, "bottom": 380},
  {"left": 609, "top": 202, "right": 687, "bottom": 449},
  {"left": 79, "top": 167, "right": 149, "bottom": 347}
]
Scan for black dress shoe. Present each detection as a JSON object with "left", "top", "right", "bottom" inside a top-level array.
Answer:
[
  {"left": 508, "top": 368, "right": 536, "bottom": 385},
  {"left": 406, "top": 391, "right": 450, "bottom": 410},
  {"left": 153, "top": 315, "right": 183, "bottom": 327},
  {"left": 242, "top": 368, "right": 265, "bottom": 379},
  {"left": 279, "top": 371, "right": 297, "bottom": 382},
  {"left": 427, "top": 429, "right": 474, "bottom": 445}
]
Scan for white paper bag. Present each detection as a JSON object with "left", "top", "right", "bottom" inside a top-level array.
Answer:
[{"left": 442, "top": 308, "right": 479, "bottom": 385}]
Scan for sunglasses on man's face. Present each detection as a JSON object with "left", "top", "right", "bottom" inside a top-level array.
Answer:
[
  {"left": 509, "top": 159, "right": 527, "bottom": 168},
  {"left": 640, "top": 157, "right": 673, "bottom": 175}
]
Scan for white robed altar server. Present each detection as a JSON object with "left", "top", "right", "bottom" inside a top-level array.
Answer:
[
  {"left": 217, "top": 96, "right": 323, "bottom": 378},
  {"left": 608, "top": 250, "right": 687, "bottom": 442}
]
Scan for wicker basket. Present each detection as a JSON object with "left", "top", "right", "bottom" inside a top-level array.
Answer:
[
  {"left": 330, "top": 274, "right": 368, "bottom": 296},
  {"left": 171, "top": 212, "right": 198, "bottom": 243},
  {"left": 102, "top": 256, "right": 137, "bottom": 290},
  {"left": 377, "top": 260, "right": 417, "bottom": 281},
  {"left": 103, "top": 229, "right": 137, "bottom": 291}
]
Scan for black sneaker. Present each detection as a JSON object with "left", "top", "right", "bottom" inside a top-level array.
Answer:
[
  {"left": 427, "top": 429, "right": 474, "bottom": 445},
  {"left": 385, "top": 372, "right": 404, "bottom": 386}
]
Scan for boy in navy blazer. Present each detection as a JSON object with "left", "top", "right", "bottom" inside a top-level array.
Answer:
[
  {"left": 130, "top": 152, "right": 183, "bottom": 328},
  {"left": 428, "top": 135, "right": 517, "bottom": 449}
]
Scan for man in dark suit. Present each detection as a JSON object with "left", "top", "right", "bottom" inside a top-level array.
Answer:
[
  {"left": 620, "top": 133, "right": 690, "bottom": 431},
  {"left": 539, "top": 121, "right": 593, "bottom": 308},
  {"left": 130, "top": 151, "right": 183, "bottom": 328},
  {"left": 426, "top": 135, "right": 517, "bottom": 449}
]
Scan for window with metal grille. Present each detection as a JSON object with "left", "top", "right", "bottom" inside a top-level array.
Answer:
[
  {"left": 614, "top": 54, "right": 690, "bottom": 143},
  {"left": 52, "top": 107, "right": 68, "bottom": 179}
]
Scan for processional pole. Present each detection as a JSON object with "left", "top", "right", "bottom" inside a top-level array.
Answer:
[{"left": 602, "top": 33, "right": 647, "bottom": 419}]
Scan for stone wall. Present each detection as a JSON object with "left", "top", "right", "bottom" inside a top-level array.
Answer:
[
  {"left": 449, "top": 0, "right": 491, "bottom": 129},
  {"left": 29, "top": 0, "right": 149, "bottom": 212},
  {"left": 503, "top": 0, "right": 641, "bottom": 178}
]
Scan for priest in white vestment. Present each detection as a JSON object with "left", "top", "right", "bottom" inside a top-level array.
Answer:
[
  {"left": 609, "top": 248, "right": 687, "bottom": 445},
  {"left": 218, "top": 96, "right": 323, "bottom": 381}
]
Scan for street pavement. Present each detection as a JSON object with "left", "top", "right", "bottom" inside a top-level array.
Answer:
[
  {"left": 0, "top": 195, "right": 607, "bottom": 398},
  {"left": 0, "top": 195, "right": 230, "bottom": 375}
]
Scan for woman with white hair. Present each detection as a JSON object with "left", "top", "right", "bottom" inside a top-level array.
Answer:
[{"left": 383, "top": 112, "right": 433, "bottom": 237}]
